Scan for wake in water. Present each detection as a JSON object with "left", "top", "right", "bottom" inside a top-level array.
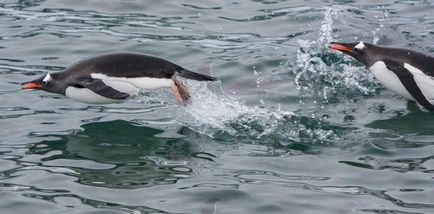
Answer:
[{"left": 138, "top": 80, "right": 341, "bottom": 145}]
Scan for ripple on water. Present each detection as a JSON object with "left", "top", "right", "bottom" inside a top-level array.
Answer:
[{"left": 1, "top": 1, "right": 434, "bottom": 214}]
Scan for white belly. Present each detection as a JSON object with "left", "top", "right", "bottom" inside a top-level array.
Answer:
[
  {"left": 369, "top": 61, "right": 415, "bottom": 101},
  {"left": 91, "top": 73, "right": 173, "bottom": 94},
  {"left": 65, "top": 74, "right": 174, "bottom": 104},
  {"left": 65, "top": 87, "right": 122, "bottom": 104}
]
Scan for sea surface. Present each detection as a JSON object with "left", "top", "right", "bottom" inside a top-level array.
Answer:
[{"left": 1, "top": 0, "right": 434, "bottom": 213}]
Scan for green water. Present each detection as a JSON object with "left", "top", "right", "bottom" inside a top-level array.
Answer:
[{"left": 1, "top": 1, "right": 434, "bottom": 213}]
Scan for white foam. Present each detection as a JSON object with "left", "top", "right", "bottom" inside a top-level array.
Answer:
[
  {"left": 182, "top": 81, "right": 293, "bottom": 136},
  {"left": 135, "top": 81, "right": 296, "bottom": 139}
]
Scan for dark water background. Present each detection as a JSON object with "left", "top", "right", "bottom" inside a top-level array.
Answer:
[{"left": 1, "top": 0, "right": 434, "bottom": 213}]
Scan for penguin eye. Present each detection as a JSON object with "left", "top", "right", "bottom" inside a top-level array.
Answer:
[
  {"left": 41, "top": 73, "right": 52, "bottom": 86},
  {"left": 353, "top": 47, "right": 364, "bottom": 53}
]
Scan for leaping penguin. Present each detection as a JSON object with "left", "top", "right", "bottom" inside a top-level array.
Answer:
[
  {"left": 329, "top": 41, "right": 434, "bottom": 111},
  {"left": 21, "top": 52, "right": 217, "bottom": 106}
]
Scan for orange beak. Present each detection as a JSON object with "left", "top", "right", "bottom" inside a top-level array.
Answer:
[
  {"left": 21, "top": 82, "right": 43, "bottom": 90},
  {"left": 329, "top": 43, "right": 353, "bottom": 52}
]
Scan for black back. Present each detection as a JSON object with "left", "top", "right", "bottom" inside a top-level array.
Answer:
[
  {"left": 61, "top": 52, "right": 185, "bottom": 79},
  {"left": 361, "top": 44, "right": 434, "bottom": 76},
  {"left": 43, "top": 52, "right": 187, "bottom": 95}
]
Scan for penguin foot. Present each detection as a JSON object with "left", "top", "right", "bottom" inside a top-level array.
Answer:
[{"left": 171, "top": 79, "right": 190, "bottom": 106}]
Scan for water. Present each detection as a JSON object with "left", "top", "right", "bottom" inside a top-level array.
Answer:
[{"left": 1, "top": 0, "right": 434, "bottom": 213}]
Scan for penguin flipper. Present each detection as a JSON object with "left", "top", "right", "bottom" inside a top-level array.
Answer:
[
  {"left": 384, "top": 60, "right": 434, "bottom": 111},
  {"left": 73, "top": 78, "right": 130, "bottom": 100}
]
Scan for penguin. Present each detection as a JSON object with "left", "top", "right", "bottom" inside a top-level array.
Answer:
[
  {"left": 329, "top": 41, "right": 434, "bottom": 111},
  {"left": 21, "top": 52, "right": 217, "bottom": 106}
]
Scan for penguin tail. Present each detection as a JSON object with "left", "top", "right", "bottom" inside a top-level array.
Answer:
[
  {"left": 178, "top": 69, "right": 217, "bottom": 81},
  {"left": 171, "top": 79, "right": 191, "bottom": 106}
]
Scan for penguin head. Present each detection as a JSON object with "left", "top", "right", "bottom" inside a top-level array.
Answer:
[
  {"left": 22, "top": 73, "right": 65, "bottom": 95},
  {"left": 329, "top": 41, "right": 378, "bottom": 67}
]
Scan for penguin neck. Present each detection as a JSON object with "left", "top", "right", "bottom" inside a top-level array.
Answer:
[{"left": 54, "top": 71, "right": 70, "bottom": 95}]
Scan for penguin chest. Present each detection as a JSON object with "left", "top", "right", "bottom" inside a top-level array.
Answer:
[
  {"left": 368, "top": 61, "right": 415, "bottom": 101},
  {"left": 64, "top": 74, "right": 174, "bottom": 104},
  {"left": 65, "top": 87, "right": 123, "bottom": 104}
]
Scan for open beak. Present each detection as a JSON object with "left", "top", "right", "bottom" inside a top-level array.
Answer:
[
  {"left": 329, "top": 42, "right": 353, "bottom": 52},
  {"left": 21, "top": 82, "right": 42, "bottom": 90}
]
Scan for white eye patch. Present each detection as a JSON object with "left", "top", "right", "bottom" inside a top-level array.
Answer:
[
  {"left": 42, "top": 73, "right": 52, "bottom": 83},
  {"left": 354, "top": 41, "right": 365, "bottom": 50}
]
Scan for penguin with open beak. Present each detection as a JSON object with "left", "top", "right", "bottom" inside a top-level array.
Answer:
[
  {"left": 329, "top": 41, "right": 434, "bottom": 111},
  {"left": 21, "top": 52, "right": 217, "bottom": 106}
]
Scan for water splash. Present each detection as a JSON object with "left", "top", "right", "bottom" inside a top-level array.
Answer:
[
  {"left": 318, "top": 7, "right": 338, "bottom": 47},
  {"left": 372, "top": 8, "right": 388, "bottom": 44},
  {"left": 138, "top": 81, "right": 341, "bottom": 144},
  {"left": 177, "top": 81, "right": 294, "bottom": 137},
  {"left": 293, "top": 6, "right": 379, "bottom": 102}
]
